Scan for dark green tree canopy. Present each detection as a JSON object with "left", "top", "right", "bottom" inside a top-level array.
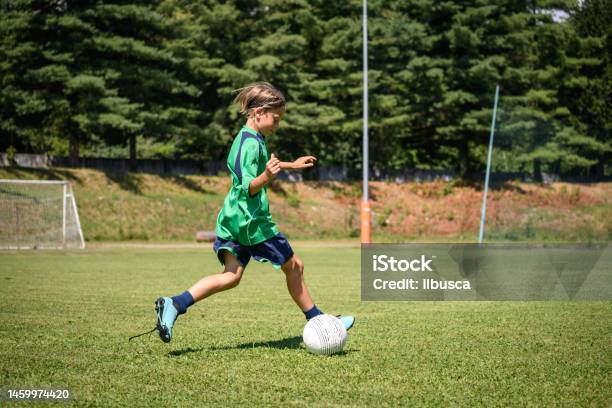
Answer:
[{"left": 1, "top": 0, "right": 609, "bottom": 178}]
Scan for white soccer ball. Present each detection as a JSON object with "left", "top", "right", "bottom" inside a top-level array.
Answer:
[{"left": 302, "top": 314, "right": 347, "bottom": 355}]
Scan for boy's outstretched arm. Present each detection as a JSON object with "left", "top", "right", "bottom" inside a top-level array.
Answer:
[
  {"left": 249, "top": 154, "right": 317, "bottom": 196},
  {"left": 280, "top": 156, "right": 317, "bottom": 170}
]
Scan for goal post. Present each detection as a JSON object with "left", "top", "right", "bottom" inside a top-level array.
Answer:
[{"left": 0, "top": 179, "right": 85, "bottom": 249}]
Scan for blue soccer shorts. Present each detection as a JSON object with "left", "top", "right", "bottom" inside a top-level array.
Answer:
[{"left": 213, "top": 232, "right": 294, "bottom": 269}]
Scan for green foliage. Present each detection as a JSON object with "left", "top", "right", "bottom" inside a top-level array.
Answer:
[
  {"left": 0, "top": 0, "right": 199, "bottom": 161},
  {"left": 0, "top": 0, "right": 608, "bottom": 178}
]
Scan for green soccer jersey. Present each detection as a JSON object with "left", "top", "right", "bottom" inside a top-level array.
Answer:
[{"left": 215, "top": 126, "right": 279, "bottom": 245}]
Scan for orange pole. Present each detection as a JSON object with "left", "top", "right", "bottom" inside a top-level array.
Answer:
[{"left": 360, "top": 200, "right": 372, "bottom": 243}]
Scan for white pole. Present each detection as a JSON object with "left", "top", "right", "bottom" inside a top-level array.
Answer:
[
  {"left": 68, "top": 184, "right": 86, "bottom": 249},
  {"left": 62, "top": 182, "right": 67, "bottom": 249},
  {"left": 479, "top": 85, "right": 500, "bottom": 244},
  {"left": 362, "top": 0, "right": 369, "bottom": 203},
  {"left": 360, "top": 0, "right": 372, "bottom": 243}
]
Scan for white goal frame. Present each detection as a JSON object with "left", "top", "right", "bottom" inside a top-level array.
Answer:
[{"left": 0, "top": 179, "right": 85, "bottom": 249}]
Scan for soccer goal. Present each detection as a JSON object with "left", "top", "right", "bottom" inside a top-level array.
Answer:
[{"left": 0, "top": 180, "right": 85, "bottom": 249}]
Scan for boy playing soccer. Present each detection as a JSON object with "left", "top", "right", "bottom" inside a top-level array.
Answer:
[{"left": 155, "top": 82, "right": 354, "bottom": 343}]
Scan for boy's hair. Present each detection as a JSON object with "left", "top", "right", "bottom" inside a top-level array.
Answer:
[{"left": 233, "top": 82, "right": 286, "bottom": 116}]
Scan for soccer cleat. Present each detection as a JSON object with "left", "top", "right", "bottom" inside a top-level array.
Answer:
[
  {"left": 155, "top": 297, "right": 178, "bottom": 343},
  {"left": 337, "top": 315, "right": 355, "bottom": 331}
]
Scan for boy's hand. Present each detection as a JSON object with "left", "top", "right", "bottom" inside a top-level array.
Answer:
[
  {"left": 265, "top": 153, "right": 281, "bottom": 181},
  {"left": 292, "top": 156, "right": 317, "bottom": 169}
]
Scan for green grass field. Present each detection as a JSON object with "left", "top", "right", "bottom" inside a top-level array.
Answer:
[{"left": 1, "top": 244, "right": 611, "bottom": 407}]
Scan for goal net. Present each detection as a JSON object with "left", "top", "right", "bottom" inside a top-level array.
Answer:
[{"left": 0, "top": 180, "right": 85, "bottom": 249}]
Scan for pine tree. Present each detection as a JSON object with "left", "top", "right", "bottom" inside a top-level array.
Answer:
[
  {"left": 0, "top": 0, "right": 200, "bottom": 165},
  {"left": 494, "top": 0, "right": 607, "bottom": 180},
  {"left": 2, "top": 0, "right": 607, "bottom": 180},
  {"left": 84, "top": 2, "right": 200, "bottom": 165},
  {"left": 0, "top": 0, "right": 112, "bottom": 160},
  {"left": 565, "top": 0, "right": 612, "bottom": 177}
]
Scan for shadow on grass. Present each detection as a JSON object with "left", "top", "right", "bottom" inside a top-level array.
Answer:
[
  {"left": 169, "top": 336, "right": 356, "bottom": 357},
  {"left": 211, "top": 335, "right": 303, "bottom": 351},
  {"left": 103, "top": 171, "right": 143, "bottom": 194},
  {"left": 167, "top": 336, "right": 301, "bottom": 357},
  {"left": 2, "top": 167, "right": 83, "bottom": 184},
  {"left": 168, "top": 347, "right": 204, "bottom": 357},
  {"left": 163, "top": 174, "right": 215, "bottom": 195},
  {"left": 101, "top": 171, "right": 218, "bottom": 195}
]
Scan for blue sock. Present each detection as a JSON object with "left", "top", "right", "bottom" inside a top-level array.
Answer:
[
  {"left": 171, "top": 291, "right": 194, "bottom": 315},
  {"left": 304, "top": 305, "right": 323, "bottom": 320}
]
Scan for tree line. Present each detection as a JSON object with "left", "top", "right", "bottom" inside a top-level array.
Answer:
[{"left": 1, "top": 0, "right": 610, "bottom": 179}]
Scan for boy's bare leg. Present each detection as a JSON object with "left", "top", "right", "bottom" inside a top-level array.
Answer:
[
  {"left": 155, "top": 251, "right": 244, "bottom": 343},
  {"left": 187, "top": 251, "right": 245, "bottom": 302},
  {"left": 281, "top": 254, "right": 315, "bottom": 312}
]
